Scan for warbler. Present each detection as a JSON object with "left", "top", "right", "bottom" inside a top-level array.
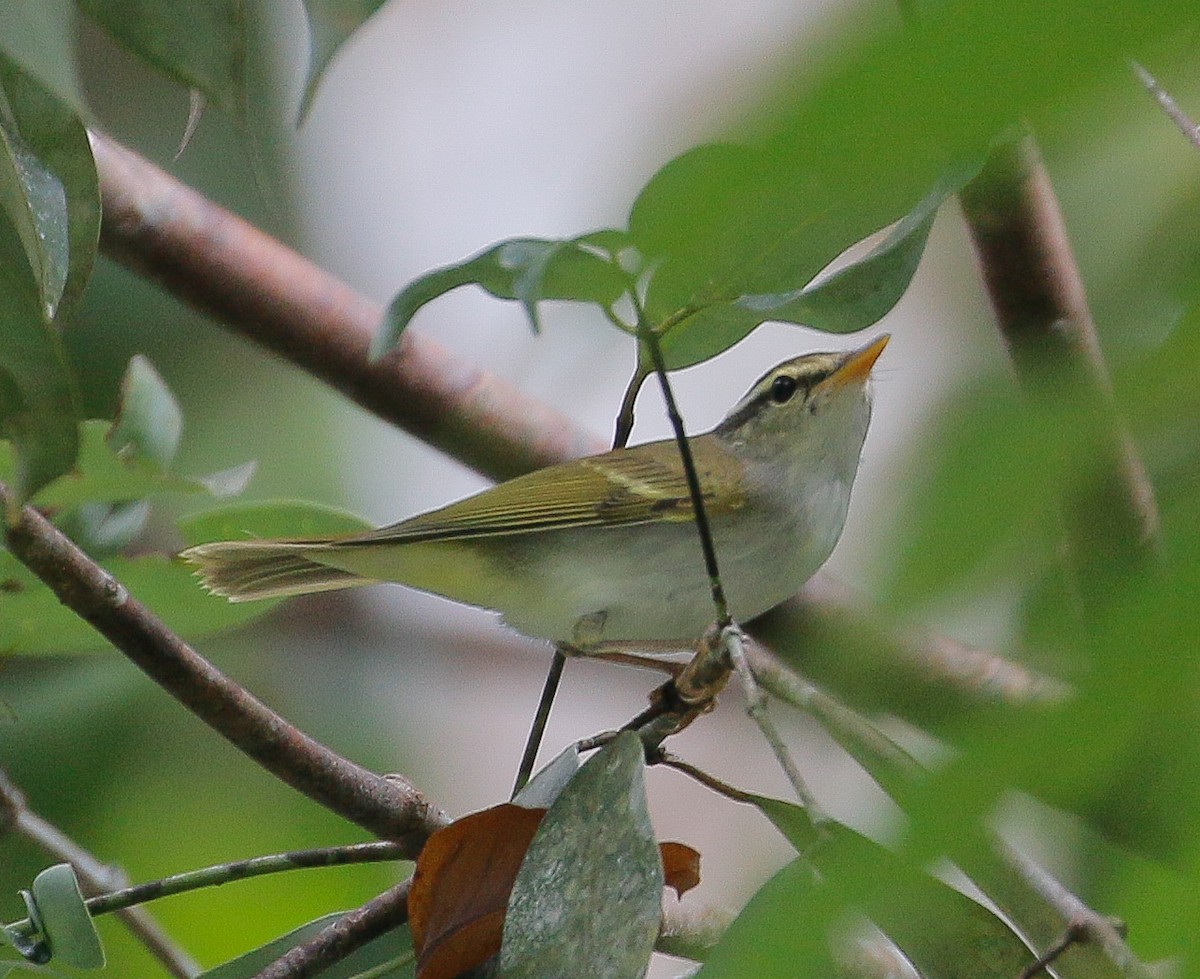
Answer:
[{"left": 182, "top": 335, "right": 887, "bottom": 648}]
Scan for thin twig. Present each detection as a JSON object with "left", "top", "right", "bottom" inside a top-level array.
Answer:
[
  {"left": 725, "top": 627, "right": 823, "bottom": 819},
  {"left": 634, "top": 313, "right": 731, "bottom": 629},
  {"left": 1, "top": 481, "right": 447, "bottom": 851},
  {"left": 5, "top": 841, "right": 408, "bottom": 940},
  {"left": 0, "top": 769, "right": 200, "bottom": 978},
  {"left": 744, "top": 643, "right": 924, "bottom": 798},
  {"left": 997, "top": 842, "right": 1151, "bottom": 979},
  {"left": 90, "top": 130, "right": 603, "bottom": 483},
  {"left": 1016, "top": 921, "right": 1089, "bottom": 979},
  {"left": 655, "top": 753, "right": 758, "bottom": 805},
  {"left": 252, "top": 879, "right": 412, "bottom": 979},
  {"left": 1131, "top": 61, "right": 1200, "bottom": 151}
]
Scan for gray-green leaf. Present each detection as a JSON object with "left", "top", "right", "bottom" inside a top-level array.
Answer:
[
  {"left": 28, "top": 865, "right": 104, "bottom": 970},
  {"left": 500, "top": 731, "right": 662, "bottom": 979}
]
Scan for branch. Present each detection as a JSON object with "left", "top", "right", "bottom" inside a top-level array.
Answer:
[
  {"left": 90, "top": 130, "right": 604, "bottom": 483},
  {"left": 0, "top": 768, "right": 200, "bottom": 978},
  {"left": 83, "top": 842, "right": 408, "bottom": 920},
  {"left": 1, "top": 482, "right": 447, "bottom": 852},
  {"left": 253, "top": 879, "right": 411, "bottom": 979},
  {"left": 1132, "top": 61, "right": 1200, "bottom": 152},
  {"left": 751, "top": 576, "right": 1068, "bottom": 722},
  {"left": 996, "top": 841, "right": 1151, "bottom": 979},
  {"left": 958, "top": 131, "right": 1160, "bottom": 589}
]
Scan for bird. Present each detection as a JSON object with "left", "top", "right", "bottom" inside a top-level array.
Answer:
[{"left": 181, "top": 335, "right": 887, "bottom": 649}]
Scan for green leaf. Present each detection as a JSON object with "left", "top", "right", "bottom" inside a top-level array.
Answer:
[
  {"left": 1, "top": 357, "right": 197, "bottom": 538},
  {"left": 0, "top": 49, "right": 93, "bottom": 499},
  {"left": 0, "top": 0, "right": 82, "bottom": 108},
  {"left": 0, "top": 200, "right": 77, "bottom": 501},
  {"left": 883, "top": 379, "right": 1105, "bottom": 609},
  {"left": 375, "top": 234, "right": 630, "bottom": 357},
  {"left": 731, "top": 183, "right": 943, "bottom": 332},
  {"left": 298, "top": 0, "right": 388, "bottom": 122},
  {"left": 746, "top": 793, "right": 821, "bottom": 852},
  {"left": 695, "top": 858, "right": 832, "bottom": 979},
  {"left": 631, "top": 144, "right": 967, "bottom": 369},
  {"left": 701, "top": 815, "right": 1034, "bottom": 979},
  {"left": 178, "top": 499, "right": 374, "bottom": 547},
  {"left": 75, "top": 0, "right": 246, "bottom": 116},
  {"left": 0, "top": 962, "right": 54, "bottom": 977},
  {"left": 0, "top": 97, "right": 66, "bottom": 321},
  {"left": 0, "top": 51, "right": 99, "bottom": 325},
  {"left": 0, "top": 420, "right": 213, "bottom": 512},
  {"left": 28, "top": 865, "right": 103, "bottom": 970},
  {"left": 500, "top": 731, "right": 662, "bottom": 979},
  {"left": 109, "top": 355, "right": 182, "bottom": 466},
  {"left": 198, "top": 911, "right": 414, "bottom": 979}
]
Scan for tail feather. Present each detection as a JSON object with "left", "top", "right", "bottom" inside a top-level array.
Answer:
[{"left": 180, "top": 540, "right": 375, "bottom": 602}]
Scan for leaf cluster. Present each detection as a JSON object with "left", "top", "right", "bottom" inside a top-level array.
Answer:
[{"left": 2, "top": 2, "right": 1200, "bottom": 979}]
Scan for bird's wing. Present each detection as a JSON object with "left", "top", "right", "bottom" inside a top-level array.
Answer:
[{"left": 340, "top": 438, "right": 746, "bottom": 546}]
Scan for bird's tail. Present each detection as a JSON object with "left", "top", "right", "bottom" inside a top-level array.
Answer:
[{"left": 179, "top": 540, "right": 374, "bottom": 602}]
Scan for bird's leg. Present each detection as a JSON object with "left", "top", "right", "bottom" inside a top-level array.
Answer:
[{"left": 512, "top": 647, "right": 568, "bottom": 798}]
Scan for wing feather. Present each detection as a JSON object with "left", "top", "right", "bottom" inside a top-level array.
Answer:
[{"left": 339, "top": 438, "right": 745, "bottom": 547}]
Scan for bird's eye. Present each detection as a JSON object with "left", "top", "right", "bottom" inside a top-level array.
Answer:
[{"left": 770, "top": 375, "right": 798, "bottom": 404}]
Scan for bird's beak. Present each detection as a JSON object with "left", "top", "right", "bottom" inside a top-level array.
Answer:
[{"left": 828, "top": 334, "right": 890, "bottom": 389}]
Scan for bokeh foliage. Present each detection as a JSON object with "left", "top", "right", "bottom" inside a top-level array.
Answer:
[{"left": 1, "top": 0, "right": 1199, "bottom": 977}]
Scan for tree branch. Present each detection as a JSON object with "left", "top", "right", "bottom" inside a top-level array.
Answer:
[
  {"left": 750, "top": 576, "right": 1068, "bottom": 723},
  {"left": 253, "top": 879, "right": 411, "bottom": 979},
  {"left": 1, "top": 483, "right": 447, "bottom": 852},
  {"left": 0, "top": 768, "right": 200, "bottom": 978},
  {"left": 89, "top": 130, "right": 604, "bottom": 483},
  {"left": 958, "top": 131, "right": 1160, "bottom": 588}
]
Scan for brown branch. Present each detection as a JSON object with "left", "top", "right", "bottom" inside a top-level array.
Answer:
[
  {"left": 750, "top": 576, "right": 1068, "bottom": 724},
  {"left": 1, "top": 482, "right": 447, "bottom": 852},
  {"left": 253, "top": 879, "right": 411, "bottom": 979},
  {"left": 89, "top": 130, "right": 604, "bottom": 484},
  {"left": 0, "top": 768, "right": 200, "bottom": 978},
  {"left": 958, "top": 132, "right": 1160, "bottom": 589}
]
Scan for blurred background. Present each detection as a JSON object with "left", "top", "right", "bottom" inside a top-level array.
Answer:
[{"left": 3, "top": 1, "right": 1197, "bottom": 975}]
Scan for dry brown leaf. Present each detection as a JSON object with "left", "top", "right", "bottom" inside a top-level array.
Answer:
[
  {"left": 659, "top": 841, "right": 701, "bottom": 898},
  {"left": 409, "top": 803, "right": 546, "bottom": 979}
]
